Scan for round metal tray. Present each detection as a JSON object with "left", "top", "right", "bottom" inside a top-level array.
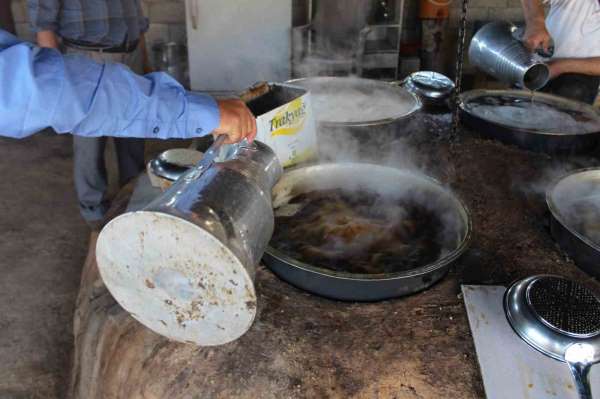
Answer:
[
  {"left": 460, "top": 89, "right": 600, "bottom": 154},
  {"left": 262, "top": 163, "right": 472, "bottom": 301},
  {"left": 288, "top": 76, "right": 422, "bottom": 128},
  {"left": 547, "top": 168, "right": 600, "bottom": 278}
]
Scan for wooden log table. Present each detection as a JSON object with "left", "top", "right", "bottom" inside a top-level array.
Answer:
[{"left": 68, "top": 122, "right": 600, "bottom": 399}]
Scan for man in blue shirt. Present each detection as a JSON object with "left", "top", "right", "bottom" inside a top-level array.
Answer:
[
  {"left": 0, "top": 29, "right": 256, "bottom": 157},
  {"left": 28, "top": 0, "right": 181, "bottom": 225}
]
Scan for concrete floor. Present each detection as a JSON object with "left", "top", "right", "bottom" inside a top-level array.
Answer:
[
  {"left": 0, "top": 133, "right": 88, "bottom": 399},
  {"left": 0, "top": 132, "right": 188, "bottom": 399}
]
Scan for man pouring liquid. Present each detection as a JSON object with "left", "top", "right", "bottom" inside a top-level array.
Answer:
[{"left": 521, "top": 0, "right": 600, "bottom": 104}]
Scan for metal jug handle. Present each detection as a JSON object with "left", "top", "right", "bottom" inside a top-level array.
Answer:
[
  {"left": 196, "top": 134, "right": 227, "bottom": 168},
  {"left": 183, "top": 134, "right": 227, "bottom": 181}
]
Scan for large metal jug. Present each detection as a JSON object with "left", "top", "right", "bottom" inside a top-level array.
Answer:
[
  {"left": 96, "top": 141, "right": 282, "bottom": 346},
  {"left": 469, "top": 21, "right": 550, "bottom": 90}
]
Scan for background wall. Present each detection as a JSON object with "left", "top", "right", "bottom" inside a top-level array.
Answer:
[
  {"left": 10, "top": 0, "right": 526, "bottom": 75},
  {"left": 10, "top": 0, "right": 525, "bottom": 45},
  {"left": 402, "top": 0, "right": 525, "bottom": 43},
  {"left": 10, "top": 0, "right": 189, "bottom": 48}
]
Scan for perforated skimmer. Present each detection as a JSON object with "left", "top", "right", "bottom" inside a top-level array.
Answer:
[
  {"left": 528, "top": 276, "right": 600, "bottom": 337},
  {"left": 505, "top": 275, "right": 600, "bottom": 399}
]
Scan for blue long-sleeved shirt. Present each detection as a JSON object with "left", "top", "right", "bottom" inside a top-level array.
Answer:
[
  {"left": 0, "top": 30, "right": 220, "bottom": 139},
  {"left": 28, "top": 0, "right": 149, "bottom": 47}
]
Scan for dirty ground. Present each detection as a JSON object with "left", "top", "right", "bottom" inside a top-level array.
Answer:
[
  {"left": 0, "top": 133, "right": 88, "bottom": 399},
  {"left": 0, "top": 133, "right": 186, "bottom": 399}
]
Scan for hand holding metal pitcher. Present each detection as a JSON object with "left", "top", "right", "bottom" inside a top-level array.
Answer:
[{"left": 469, "top": 21, "right": 551, "bottom": 91}]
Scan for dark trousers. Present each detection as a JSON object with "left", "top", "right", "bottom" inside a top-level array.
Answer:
[
  {"left": 66, "top": 45, "right": 145, "bottom": 222},
  {"left": 542, "top": 74, "right": 600, "bottom": 105},
  {"left": 74, "top": 136, "right": 145, "bottom": 221}
]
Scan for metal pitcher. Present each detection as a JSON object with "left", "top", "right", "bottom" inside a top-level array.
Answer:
[
  {"left": 96, "top": 140, "right": 283, "bottom": 346},
  {"left": 469, "top": 21, "right": 550, "bottom": 90}
]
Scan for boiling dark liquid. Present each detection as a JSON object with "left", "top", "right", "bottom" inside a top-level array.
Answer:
[{"left": 271, "top": 189, "right": 444, "bottom": 275}]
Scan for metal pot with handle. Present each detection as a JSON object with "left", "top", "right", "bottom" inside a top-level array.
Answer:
[
  {"left": 96, "top": 138, "right": 282, "bottom": 346},
  {"left": 469, "top": 21, "right": 552, "bottom": 90}
]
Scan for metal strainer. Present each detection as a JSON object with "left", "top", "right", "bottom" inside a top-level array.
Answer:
[{"left": 505, "top": 275, "right": 600, "bottom": 399}]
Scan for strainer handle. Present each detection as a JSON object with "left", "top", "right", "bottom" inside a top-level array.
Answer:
[{"left": 566, "top": 360, "right": 592, "bottom": 399}]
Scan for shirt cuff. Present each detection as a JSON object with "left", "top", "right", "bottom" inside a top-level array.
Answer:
[{"left": 183, "top": 93, "right": 220, "bottom": 139}]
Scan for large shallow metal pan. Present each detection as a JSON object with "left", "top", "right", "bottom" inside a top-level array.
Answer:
[
  {"left": 547, "top": 168, "right": 600, "bottom": 278},
  {"left": 460, "top": 89, "right": 600, "bottom": 154},
  {"left": 262, "top": 163, "right": 472, "bottom": 301},
  {"left": 288, "top": 76, "right": 421, "bottom": 130}
]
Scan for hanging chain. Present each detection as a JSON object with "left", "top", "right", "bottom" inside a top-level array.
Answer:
[{"left": 451, "top": 0, "right": 470, "bottom": 140}]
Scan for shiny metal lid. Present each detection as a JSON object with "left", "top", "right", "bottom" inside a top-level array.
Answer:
[{"left": 404, "top": 71, "right": 455, "bottom": 102}]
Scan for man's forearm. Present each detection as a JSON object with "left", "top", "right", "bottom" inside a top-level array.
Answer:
[
  {"left": 550, "top": 58, "right": 600, "bottom": 78},
  {"left": 0, "top": 29, "right": 220, "bottom": 140},
  {"left": 521, "top": 0, "right": 546, "bottom": 26},
  {"left": 36, "top": 30, "right": 59, "bottom": 48}
]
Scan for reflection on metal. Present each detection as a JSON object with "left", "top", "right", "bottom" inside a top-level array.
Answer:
[
  {"left": 469, "top": 21, "right": 550, "bottom": 91},
  {"left": 148, "top": 148, "right": 202, "bottom": 184},
  {"left": 505, "top": 275, "right": 600, "bottom": 399},
  {"left": 402, "top": 71, "right": 455, "bottom": 109}
]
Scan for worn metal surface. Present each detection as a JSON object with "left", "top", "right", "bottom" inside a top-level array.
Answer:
[{"left": 96, "top": 141, "right": 282, "bottom": 346}]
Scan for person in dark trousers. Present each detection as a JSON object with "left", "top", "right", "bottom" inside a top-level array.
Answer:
[
  {"left": 0, "top": 0, "right": 15, "bottom": 34},
  {"left": 29, "top": 0, "right": 151, "bottom": 228},
  {"left": 521, "top": 0, "right": 600, "bottom": 104}
]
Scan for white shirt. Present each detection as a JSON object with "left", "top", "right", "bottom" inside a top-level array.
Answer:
[{"left": 545, "top": 0, "right": 600, "bottom": 58}]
